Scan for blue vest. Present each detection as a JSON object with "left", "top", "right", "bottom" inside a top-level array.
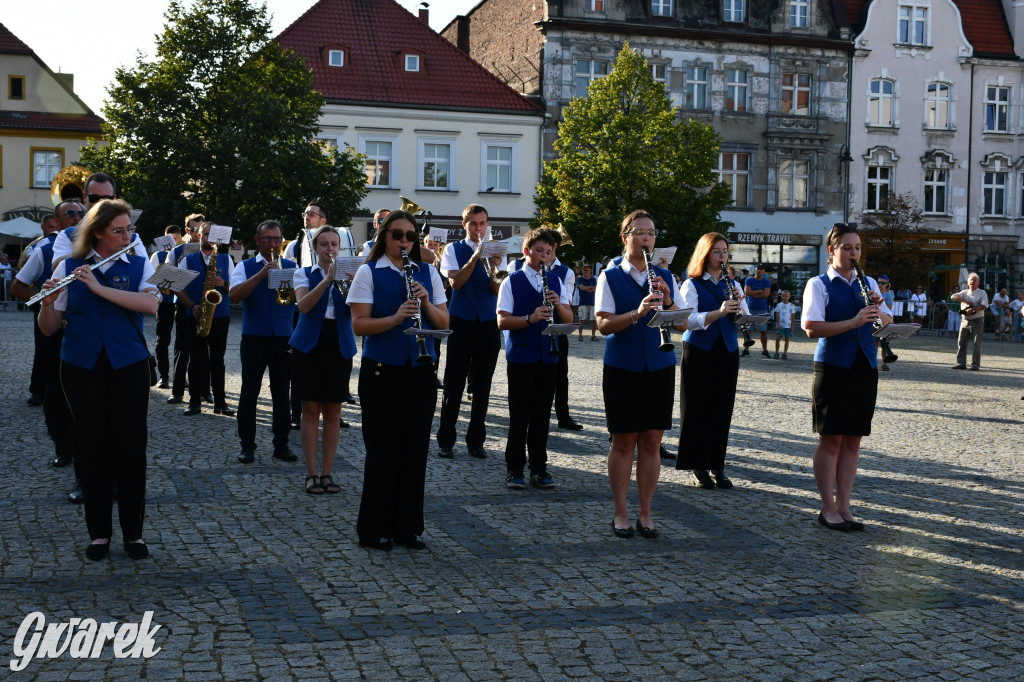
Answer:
[
  {"left": 240, "top": 256, "right": 297, "bottom": 337},
  {"left": 813, "top": 274, "right": 878, "bottom": 369},
  {"left": 682, "top": 275, "right": 739, "bottom": 353},
  {"left": 288, "top": 268, "right": 356, "bottom": 358},
  {"left": 61, "top": 255, "right": 149, "bottom": 370},
  {"left": 603, "top": 264, "right": 677, "bottom": 372},
  {"left": 578, "top": 276, "right": 597, "bottom": 306},
  {"left": 364, "top": 262, "right": 436, "bottom": 366},
  {"left": 506, "top": 268, "right": 561, "bottom": 365},
  {"left": 34, "top": 234, "right": 58, "bottom": 290},
  {"left": 182, "top": 251, "right": 231, "bottom": 319},
  {"left": 154, "top": 250, "right": 173, "bottom": 303},
  {"left": 448, "top": 240, "right": 496, "bottom": 322}
]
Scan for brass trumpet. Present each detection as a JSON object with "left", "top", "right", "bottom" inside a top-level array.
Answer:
[{"left": 274, "top": 257, "right": 295, "bottom": 305}]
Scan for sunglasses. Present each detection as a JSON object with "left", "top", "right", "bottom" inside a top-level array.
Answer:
[
  {"left": 63, "top": 209, "right": 86, "bottom": 218},
  {"left": 389, "top": 228, "right": 417, "bottom": 242},
  {"left": 87, "top": 194, "right": 115, "bottom": 204}
]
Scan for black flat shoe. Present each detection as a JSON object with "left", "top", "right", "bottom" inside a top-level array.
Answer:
[
  {"left": 611, "top": 521, "right": 634, "bottom": 539},
  {"left": 68, "top": 483, "right": 85, "bottom": 504},
  {"left": 213, "top": 406, "right": 234, "bottom": 416},
  {"left": 635, "top": 519, "right": 659, "bottom": 539},
  {"left": 843, "top": 518, "right": 866, "bottom": 531},
  {"left": 692, "top": 470, "right": 715, "bottom": 489},
  {"left": 158, "top": 378, "right": 170, "bottom": 389},
  {"left": 711, "top": 470, "right": 733, "bottom": 489},
  {"left": 339, "top": 417, "right": 350, "bottom": 428},
  {"left": 467, "top": 446, "right": 487, "bottom": 459},
  {"left": 437, "top": 446, "right": 454, "bottom": 459},
  {"left": 290, "top": 419, "right": 301, "bottom": 430},
  {"left": 818, "top": 512, "right": 851, "bottom": 532},
  {"left": 124, "top": 541, "right": 149, "bottom": 560},
  {"left": 183, "top": 405, "right": 201, "bottom": 416},
  {"left": 237, "top": 449, "right": 255, "bottom": 464},
  {"left": 359, "top": 537, "right": 393, "bottom": 552},
  {"left": 51, "top": 454, "right": 72, "bottom": 468},
  {"left": 85, "top": 542, "right": 110, "bottom": 561},
  {"left": 558, "top": 418, "right": 584, "bottom": 431},
  {"left": 659, "top": 444, "right": 675, "bottom": 460},
  {"left": 272, "top": 447, "right": 298, "bottom": 462},
  {"left": 166, "top": 395, "right": 183, "bottom": 404},
  {"left": 394, "top": 536, "right": 428, "bottom": 550}
]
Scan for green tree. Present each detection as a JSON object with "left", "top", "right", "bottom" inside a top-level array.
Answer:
[
  {"left": 535, "top": 43, "right": 730, "bottom": 268},
  {"left": 859, "top": 192, "right": 929, "bottom": 286},
  {"left": 80, "top": 0, "right": 366, "bottom": 248}
]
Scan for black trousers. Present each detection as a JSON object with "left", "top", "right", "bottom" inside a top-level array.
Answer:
[
  {"left": 186, "top": 315, "right": 229, "bottom": 408},
  {"left": 29, "top": 304, "right": 45, "bottom": 396},
  {"left": 237, "top": 335, "right": 291, "bottom": 451},
  {"left": 437, "top": 317, "right": 500, "bottom": 449},
  {"left": 357, "top": 361, "right": 436, "bottom": 543},
  {"left": 154, "top": 301, "right": 175, "bottom": 380},
  {"left": 171, "top": 303, "right": 190, "bottom": 397},
  {"left": 555, "top": 333, "right": 571, "bottom": 421},
  {"left": 677, "top": 338, "right": 739, "bottom": 472},
  {"left": 504, "top": 360, "right": 556, "bottom": 476},
  {"left": 61, "top": 353, "right": 149, "bottom": 541},
  {"left": 40, "top": 327, "right": 79, "bottom": 471}
]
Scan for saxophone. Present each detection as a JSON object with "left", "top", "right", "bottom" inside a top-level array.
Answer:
[{"left": 196, "top": 247, "right": 223, "bottom": 338}]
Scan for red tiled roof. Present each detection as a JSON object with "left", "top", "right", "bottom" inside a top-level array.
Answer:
[
  {"left": 0, "top": 111, "right": 104, "bottom": 134},
  {"left": 0, "top": 22, "right": 32, "bottom": 54},
  {"left": 841, "top": 0, "right": 1015, "bottom": 59},
  {"left": 276, "top": 0, "right": 542, "bottom": 113}
]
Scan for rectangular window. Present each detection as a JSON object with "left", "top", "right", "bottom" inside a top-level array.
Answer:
[
  {"left": 328, "top": 50, "right": 344, "bottom": 67},
  {"left": 485, "top": 146, "right": 513, "bottom": 193},
  {"left": 405, "top": 55, "right": 420, "bottom": 72},
  {"left": 575, "top": 60, "right": 609, "bottom": 98},
  {"left": 781, "top": 73, "right": 811, "bottom": 115},
  {"left": 898, "top": 5, "right": 928, "bottom": 45},
  {"left": 584, "top": 0, "right": 604, "bottom": 10},
  {"left": 778, "top": 159, "right": 808, "bottom": 208},
  {"left": 685, "top": 67, "right": 708, "bottom": 109},
  {"left": 364, "top": 141, "right": 392, "bottom": 187},
  {"left": 723, "top": 0, "right": 745, "bottom": 22},
  {"left": 869, "top": 79, "right": 894, "bottom": 126},
  {"left": 9, "top": 75, "right": 25, "bottom": 100},
  {"left": 726, "top": 69, "right": 748, "bottom": 111},
  {"left": 866, "top": 167, "right": 891, "bottom": 211},
  {"left": 984, "top": 86, "right": 1010, "bottom": 132},
  {"left": 651, "top": 64, "right": 667, "bottom": 83},
  {"left": 790, "top": 0, "right": 809, "bottom": 27},
  {"left": 924, "top": 169, "right": 947, "bottom": 214},
  {"left": 32, "top": 149, "right": 63, "bottom": 189},
  {"left": 422, "top": 143, "right": 451, "bottom": 189},
  {"left": 652, "top": 0, "right": 673, "bottom": 16},
  {"left": 983, "top": 172, "right": 1006, "bottom": 215},
  {"left": 925, "top": 83, "right": 950, "bottom": 128},
  {"left": 718, "top": 153, "right": 750, "bottom": 207}
]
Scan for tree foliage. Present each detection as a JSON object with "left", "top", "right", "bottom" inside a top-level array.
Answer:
[
  {"left": 859, "top": 192, "right": 929, "bottom": 286},
  {"left": 80, "top": 0, "right": 366, "bottom": 247},
  {"left": 534, "top": 43, "right": 730, "bottom": 268}
]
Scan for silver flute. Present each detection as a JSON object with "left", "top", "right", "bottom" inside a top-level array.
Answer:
[{"left": 26, "top": 242, "right": 136, "bottom": 307}]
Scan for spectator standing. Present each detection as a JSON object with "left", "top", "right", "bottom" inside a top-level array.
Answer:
[
  {"left": 951, "top": 273, "right": 989, "bottom": 370},
  {"left": 909, "top": 286, "right": 928, "bottom": 325},
  {"left": 992, "top": 287, "right": 1010, "bottom": 340},
  {"left": 744, "top": 264, "right": 772, "bottom": 358},
  {"left": 773, "top": 290, "right": 797, "bottom": 359},
  {"left": 1010, "top": 291, "right": 1024, "bottom": 342},
  {"left": 576, "top": 265, "right": 598, "bottom": 341}
]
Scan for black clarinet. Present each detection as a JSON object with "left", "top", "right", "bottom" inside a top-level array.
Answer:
[
  {"left": 721, "top": 262, "right": 738, "bottom": 322},
  {"left": 400, "top": 247, "right": 433, "bottom": 365},
  {"left": 642, "top": 247, "right": 674, "bottom": 351},
  {"left": 852, "top": 260, "right": 898, "bottom": 364},
  {"left": 540, "top": 263, "right": 559, "bottom": 356}
]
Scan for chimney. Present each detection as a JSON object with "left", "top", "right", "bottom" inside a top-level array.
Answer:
[
  {"left": 456, "top": 16, "right": 469, "bottom": 53},
  {"left": 418, "top": 8, "right": 429, "bottom": 25},
  {"left": 55, "top": 72, "right": 75, "bottom": 91}
]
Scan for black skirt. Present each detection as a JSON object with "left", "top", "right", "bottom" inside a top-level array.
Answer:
[
  {"left": 603, "top": 364, "right": 675, "bottom": 434},
  {"left": 292, "top": 322, "right": 346, "bottom": 403},
  {"left": 812, "top": 352, "right": 878, "bottom": 436}
]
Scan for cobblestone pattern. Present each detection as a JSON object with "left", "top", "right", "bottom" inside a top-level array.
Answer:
[{"left": 0, "top": 310, "right": 1021, "bottom": 679}]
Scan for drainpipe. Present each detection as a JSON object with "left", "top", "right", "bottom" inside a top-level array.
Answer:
[{"left": 965, "top": 62, "right": 974, "bottom": 267}]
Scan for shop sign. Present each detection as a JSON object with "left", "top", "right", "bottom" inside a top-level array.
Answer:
[{"left": 730, "top": 232, "right": 822, "bottom": 246}]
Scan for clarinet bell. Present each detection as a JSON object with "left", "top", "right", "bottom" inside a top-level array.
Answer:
[{"left": 881, "top": 339, "right": 898, "bottom": 364}]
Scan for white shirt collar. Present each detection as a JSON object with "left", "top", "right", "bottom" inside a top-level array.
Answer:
[
  {"left": 826, "top": 265, "right": 855, "bottom": 284},
  {"left": 88, "top": 248, "right": 131, "bottom": 264}
]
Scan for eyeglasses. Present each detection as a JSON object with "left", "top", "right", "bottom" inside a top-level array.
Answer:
[
  {"left": 87, "top": 194, "right": 115, "bottom": 204},
  {"left": 108, "top": 227, "right": 135, "bottom": 236},
  {"left": 259, "top": 236, "right": 283, "bottom": 242},
  {"left": 629, "top": 229, "right": 656, "bottom": 237},
  {"left": 303, "top": 210, "right": 324, "bottom": 218},
  {"left": 62, "top": 209, "right": 86, "bottom": 218},
  {"left": 389, "top": 228, "right": 417, "bottom": 242},
  {"left": 710, "top": 249, "right": 729, "bottom": 256}
]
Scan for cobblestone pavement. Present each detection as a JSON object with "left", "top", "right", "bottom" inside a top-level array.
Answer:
[{"left": 0, "top": 309, "right": 1021, "bottom": 680}]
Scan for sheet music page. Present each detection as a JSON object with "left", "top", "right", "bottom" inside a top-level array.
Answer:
[
  {"left": 481, "top": 241, "right": 508, "bottom": 260},
  {"left": 148, "top": 263, "right": 200, "bottom": 292},
  {"left": 334, "top": 257, "right": 364, "bottom": 279},
  {"left": 429, "top": 227, "right": 448, "bottom": 243},
  {"left": 651, "top": 247, "right": 677, "bottom": 267},
  {"left": 129, "top": 209, "right": 144, "bottom": 226},
  {"left": 153, "top": 235, "right": 176, "bottom": 252},
  {"left": 208, "top": 224, "right": 233, "bottom": 244},
  {"left": 268, "top": 269, "right": 295, "bottom": 289}
]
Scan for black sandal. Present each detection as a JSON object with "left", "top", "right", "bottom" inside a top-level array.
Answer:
[
  {"left": 320, "top": 474, "right": 340, "bottom": 494},
  {"left": 305, "top": 475, "right": 324, "bottom": 495}
]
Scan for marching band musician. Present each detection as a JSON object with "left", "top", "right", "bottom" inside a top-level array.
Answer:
[
  {"left": 50, "top": 173, "right": 147, "bottom": 264},
  {"left": 802, "top": 223, "right": 891, "bottom": 531},
  {"left": 596, "top": 211, "right": 685, "bottom": 539},
  {"left": 37, "top": 199, "right": 159, "bottom": 561},
  {"left": 149, "top": 225, "right": 182, "bottom": 388},
  {"left": 174, "top": 221, "right": 234, "bottom": 417},
  {"left": 677, "top": 232, "right": 749, "bottom": 491},
  {"left": 496, "top": 228, "right": 571, "bottom": 491},
  {"left": 348, "top": 211, "right": 449, "bottom": 551},
  {"left": 229, "top": 220, "right": 299, "bottom": 465},
  {"left": 166, "top": 214, "right": 205, "bottom": 405},
  {"left": 289, "top": 227, "right": 356, "bottom": 495},
  {"left": 436, "top": 204, "right": 504, "bottom": 460}
]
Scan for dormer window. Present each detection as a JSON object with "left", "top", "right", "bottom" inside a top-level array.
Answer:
[
  {"left": 328, "top": 50, "right": 344, "bottom": 67},
  {"left": 405, "top": 55, "right": 421, "bottom": 72},
  {"left": 652, "top": 0, "right": 673, "bottom": 17}
]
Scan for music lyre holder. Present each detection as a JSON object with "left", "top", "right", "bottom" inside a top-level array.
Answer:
[
  {"left": 872, "top": 323, "right": 921, "bottom": 341},
  {"left": 540, "top": 323, "right": 578, "bottom": 337},
  {"left": 403, "top": 328, "right": 453, "bottom": 340},
  {"left": 734, "top": 314, "right": 770, "bottom": 331},
  {"left": 647, "top": 308, "right": 692, "bottom": 329}
]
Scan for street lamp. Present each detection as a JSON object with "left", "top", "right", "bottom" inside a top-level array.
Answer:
[{"left": 839, "top": 144, "right": 853, "bottom": 223}]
